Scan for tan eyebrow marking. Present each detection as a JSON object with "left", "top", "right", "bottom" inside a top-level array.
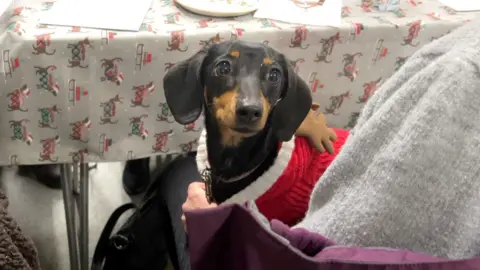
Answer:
[
  {"left": 263, "top": 57, "right": 272, "bottom": 65},
  {"left": 230, "top": 50, "right": 240, "bottom": 58}
]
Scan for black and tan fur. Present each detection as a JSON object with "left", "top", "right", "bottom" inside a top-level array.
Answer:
[{"left": 163, "top": 41, "right": 312, "bottom": 203}]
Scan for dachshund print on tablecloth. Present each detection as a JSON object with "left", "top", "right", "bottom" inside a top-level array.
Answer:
[
  {"left": 67, "top": 37, "right": 93, "bottom": 68},
  {"left": 229, "top": 25, "right": 245, "bottom": 41},
  {"left": 165, "top": 62, "right": 175, "bottom": 72},
  {"left": 35, "top": 65, "right": 60, "bottom": 96},
  {"left": 184, "top": 122, "right": 200, "bottom": 132},
  {"left": 325, "top": 91, "right": 352, "bottom": 115},
  {"left": 39, "top": 135, "right": 60, "bottom": 162},
  {"left": 100, "top": 94, "right": 123, "bottom": 125},
  {"left": 337, "top": 53, "right": 362, "bottom": 81},
  {"left": 38, "top": 105, "right": 60, "bottom": 129},
  {"left": 32, "top": 33, "right": 56, "bottom": 55},
  {"left": 12, "top": 6, "right": 34, "bottom": 17},
  {"left": 199, "top": 33, "right": 222, "bottom": 46},
  {"left": 167, "top": 31, "right": 188, "bottom": 52},
  {"left": 157, "top": 102, "right": 175, "bottom": 123},
  {"left": 69, "top": 117, "right": 91, "bottom": 143},
  {"left": 315, "top": 32, "right": 341, "bottom": 63},
  {"left": 258, "top": 19, "right": 281, "bottom": 29},
  {"left": 130, "top": 82, "right": 155, "bottom": 107},
  {"left": 290, "top": 26, "right": 309, "bottom": 49},
  {"left": 129, "top": 115, "right": 149, "bottom": 139},
  {"left": 7, "top": 84, "right": 30, "bottom": 112},
  {"left": 342, "top": 6, "right": 352, "bottom": 17},
  {"left": 100, "top": 58, "right": 124, "bottom": 85},
  {"left": 179, "top": 139, "right": 198, "bottom": 153},
  {"left": 10, "top": 119, "right": 32, "bottom": 145},
  {"left": 152, "top": 129, "right": 174, "bottom": 153},
  {"left": 402, "top": 20, "right": 422, "bottom": 47},
  {"left": 197, "top": 18, "right": 215, "bottom": 28},
  {"left": 163, "top": 12, "right": 181, "bottom": 24},
  {"left": 358, "top": 78, "right": 382, "bottom": 104}
]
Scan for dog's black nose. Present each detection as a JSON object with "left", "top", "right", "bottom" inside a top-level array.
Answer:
[{"left": 236, "top": 105, "right": 262, "bottom": 124}]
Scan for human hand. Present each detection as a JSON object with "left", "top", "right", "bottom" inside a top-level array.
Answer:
[
  {"left": 296, "top": 103, "right": 337, "bottom": 154},
  {"left": 181, "top": 182, "right": 217, "bottom": 232}
]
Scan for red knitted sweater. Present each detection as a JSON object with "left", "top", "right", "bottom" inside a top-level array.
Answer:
[{"left": 196, "top": 128, "right": 350, "bottom": 226}]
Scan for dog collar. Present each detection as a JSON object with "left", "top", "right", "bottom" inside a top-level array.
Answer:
[
  {"left": 199, "top": 148, "right": 266, "bottom": 204},
  {"left": 196, "top": 129, "right": 295, "bottom": 204},
  {"left": 200, "top": 168, "right": 215, "bottom": 204}
]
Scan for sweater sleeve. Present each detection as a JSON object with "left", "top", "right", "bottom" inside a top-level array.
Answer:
[{"left": 296, "top": 18, "right": 480, "bottom": 259}]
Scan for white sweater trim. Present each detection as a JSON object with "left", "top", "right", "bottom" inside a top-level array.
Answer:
[{"left": 196, "top": 129, "right": 295, "bottom": 205}]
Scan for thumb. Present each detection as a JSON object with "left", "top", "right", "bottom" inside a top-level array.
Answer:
[{"left": 196, "top": 182, "right": 206, "bottom": 190}]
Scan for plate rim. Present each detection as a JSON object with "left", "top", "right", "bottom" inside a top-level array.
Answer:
[{"left": 175, "top": 0, "right": 258, "bottom": 17}]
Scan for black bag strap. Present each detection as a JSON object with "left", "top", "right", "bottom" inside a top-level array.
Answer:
[{"left": 91, "top": 203, "right": 136, "bottom": 270}]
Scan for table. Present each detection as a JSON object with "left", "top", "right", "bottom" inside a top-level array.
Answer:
[
  {"left": 0, "top": 0, "right": 477, "bottom": 269},
  {"left": 0, "top": 0, "right": 477, "bottom": 165}
]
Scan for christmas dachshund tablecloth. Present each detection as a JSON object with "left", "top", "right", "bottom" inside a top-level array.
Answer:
[{"left": 0, "top": 0, "right": 476, "bottom": 165}]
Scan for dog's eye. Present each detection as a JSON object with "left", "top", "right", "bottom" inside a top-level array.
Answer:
[
  {"left": 215, "top": 61, "right": 231, "bottom": 76},
  {"left": 267, "top": 68, "right": 281, "bottom": 83}
]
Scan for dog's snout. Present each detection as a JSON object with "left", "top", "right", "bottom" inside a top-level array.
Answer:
[{"left": 236, "top": 104, "right": 262, "bottom": 124}]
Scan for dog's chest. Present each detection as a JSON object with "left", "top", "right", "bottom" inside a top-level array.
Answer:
[{"left": 196, "top": 130, "right": 318, "bottom": 205}]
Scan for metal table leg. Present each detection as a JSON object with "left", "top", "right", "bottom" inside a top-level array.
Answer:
[
  {"left": 61, "top": 164, "right": 80, "bottom": 270},
  {"left": 79, "top": 163, "right": 89, "bottom": 270}
]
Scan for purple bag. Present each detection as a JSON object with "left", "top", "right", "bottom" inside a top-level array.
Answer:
[{"left": 185, "top": 204, "right": 480, "bottom": 270}]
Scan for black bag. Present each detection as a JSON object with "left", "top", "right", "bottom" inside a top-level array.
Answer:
[{"left": 91, "top": 175, "right": 169, "bottom": 270}]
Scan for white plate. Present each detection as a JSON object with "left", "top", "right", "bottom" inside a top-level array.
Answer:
[{"left": 176, "top": 0, "right": 258, "bottom": 17}]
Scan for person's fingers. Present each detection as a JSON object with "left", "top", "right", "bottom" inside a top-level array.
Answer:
[
  {"left": 196, "top": 181, "right": 206, "bottom": 190},
  {"left": 184, "top": 182, "right": 211, "bottom": 211},
  {"left": 181, "top": 214, "right": 187, "bottom": 232},
  {"left": 328, "top": 128, "right": 337, "bottom": 141},
  {"left": 187, "top": 183, "right": 207, "bottom": 204},
  {"left": 322, "top": 138, "right": 335, "bottom": 154},
  {"left": 187, "top": 182, "right": 205, "bottom": 195},
  {"left": 182, "top": 201, "right": 188, "bottom": 213},
  {"left": 315, "top": 140, "right": 326, "bottom": 153}
]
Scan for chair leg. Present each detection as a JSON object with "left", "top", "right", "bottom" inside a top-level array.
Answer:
[
  {"left": 61, "top": 164, "right": 80, "bottom": 270},
  {"left": 79, "top": 163, "right": 89, "bottom": 270}
]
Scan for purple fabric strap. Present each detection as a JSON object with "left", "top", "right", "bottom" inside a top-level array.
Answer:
[{"left": 185, "top": 204, "right": 480, "bottom": 270}]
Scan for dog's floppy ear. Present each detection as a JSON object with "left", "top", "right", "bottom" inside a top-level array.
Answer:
[
  {"left": 271, "top": 56, "right": 312, "bottom": 142},
  {"left": 163, "top": 48, "right": 207, "bottom": 125}
]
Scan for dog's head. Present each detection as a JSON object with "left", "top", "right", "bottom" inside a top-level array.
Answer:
[{"left": 163, "top": 41, "right": 312, "bottom": 146}]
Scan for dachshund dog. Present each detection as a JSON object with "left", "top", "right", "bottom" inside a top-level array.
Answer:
[{"left": 164, "top": 41, "right": 345, "bottom": 225}]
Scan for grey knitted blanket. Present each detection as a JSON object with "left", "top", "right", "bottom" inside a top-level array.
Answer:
[
  {"left": 0, "top": 188, "right": 40, "bottom": 270},
  {"left": 296, "top": 18, "right": 480, "bottom": 259}
]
